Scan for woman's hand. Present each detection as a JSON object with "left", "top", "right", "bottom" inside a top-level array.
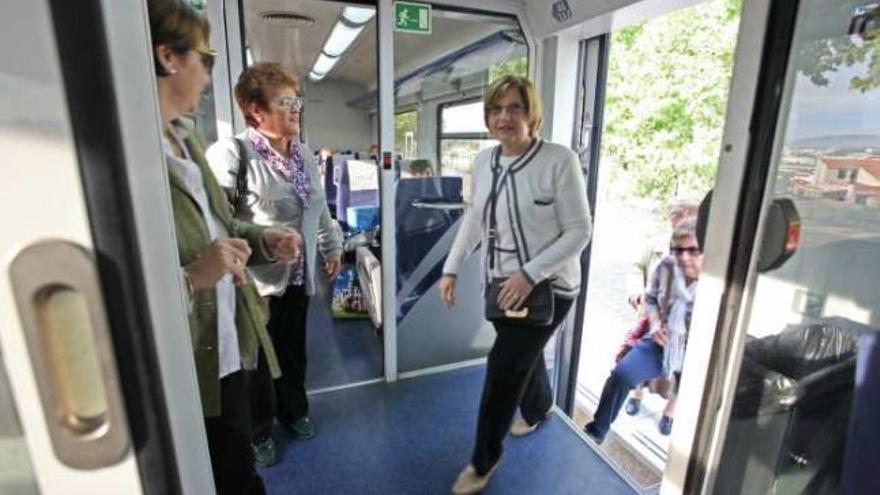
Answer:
[
  {"left": 627, "top": 293, "right": 643, "bottom": 311},
  {"left": 323, "top": 254, "right": 342, "bottom": 280},
  {"left": 497, "top": 270, "right": 535, "bottom": 311},
  {"left": 186, "top": 238, "right": 252, "bottom": 290},
  {"left": 263, "top": 227, "right": 302, "bottom": 263},
  {"left": 651, "top": 324, "right": 670, "bottom": 347},
  {"left": 439, "top": 275, "right": 457, "bottom": 309}
]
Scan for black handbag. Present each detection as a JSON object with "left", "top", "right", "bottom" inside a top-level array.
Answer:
[
  {"left": 486, "top": 278, "right": 555, "bottom": 326},
  {"left": 483, "top": 148, "right": 555, "bottom": 326}
]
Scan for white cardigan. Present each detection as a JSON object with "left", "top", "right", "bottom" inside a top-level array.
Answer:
[
  {"left": 442, "top": 139, "right": 592, "bottom": 297},
  {"left": 205, "top": 133, "right": 343, "bottom": 297}
]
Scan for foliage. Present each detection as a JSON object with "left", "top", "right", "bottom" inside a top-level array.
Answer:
[
  {"left": 489, "top": 56, "right": 528, "bottom": 81},
  {"left": 601, "top": 0, "right": 742, "bottom": 206},
  {"left": 395, "top": 111, "right": 418, "bottom": 158},
  {"left": 798, "top": 31, "right": 880, "bottom": 93}
]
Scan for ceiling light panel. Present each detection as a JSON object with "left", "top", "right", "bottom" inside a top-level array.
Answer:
[
  {"left": 323, "top": 21, "right": 364, "bottom": 57},
  {"left": 342, "top": 6, "right": 375, "bottom": 25},
  {"left": 312, "top": 52, "right": 339, "bottom": 75}
]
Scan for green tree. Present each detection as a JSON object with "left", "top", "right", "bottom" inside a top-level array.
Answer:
[
  {"left": 395, "top": 111, "right": 418, "bottom": 158},
  {"left": 798, "top": 32, "right": 880, "bottom": 93},
  {"left": 601, "top": 0, "right": 742, "bottom": 206},
  {"left": 489, "top": 56, "right": 528, "bottom": 81}
]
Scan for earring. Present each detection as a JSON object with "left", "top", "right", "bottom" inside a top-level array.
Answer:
[{"left": 168, "top": 66, "right": 178, "bottom": 74}]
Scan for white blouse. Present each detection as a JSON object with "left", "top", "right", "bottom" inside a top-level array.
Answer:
[{"left": 164, "top": 132, "right": 242, "bottom": 379}]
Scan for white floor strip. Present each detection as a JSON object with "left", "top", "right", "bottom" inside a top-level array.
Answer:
[
  {"left": 397, "top": 357, "right": 487, "bottom": 380},
  {"left": 307, "top": 377, "right": 385, "bottom": 396}
]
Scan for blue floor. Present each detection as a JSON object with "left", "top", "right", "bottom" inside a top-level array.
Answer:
[
  {"left": 305, "top": 277, "right": 384, "bottom": 390},
  {"left": 261, "top": 365, "right": 635, "bottom": 495}
]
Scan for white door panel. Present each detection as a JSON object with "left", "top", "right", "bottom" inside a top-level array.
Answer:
[{"left": 0, "top": 0, "right": 144, "bottom": 492}]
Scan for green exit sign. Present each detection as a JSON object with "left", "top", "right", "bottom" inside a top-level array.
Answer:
[{"left": 394, "top": 1, "right": 431, "bottom": 34}]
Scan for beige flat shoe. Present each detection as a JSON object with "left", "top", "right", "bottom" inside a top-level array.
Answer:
[
  {"left": 510, "top": 417, "right": 540, "bottom": 437},
  {"left": 451, "top": 463, "right": 499, "bottom": 495},
  {"left": 510, "top": 407, "right": 554, "bottom": 437}
]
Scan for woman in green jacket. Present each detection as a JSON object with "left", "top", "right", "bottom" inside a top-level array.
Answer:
[{"left": 147, "top": 1, "right": 301, "bottom": 493}]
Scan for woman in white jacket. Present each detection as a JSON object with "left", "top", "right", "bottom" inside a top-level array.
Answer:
[
  {"left": 206, "top": 63, "right": 342, "bottom": 465},
  {"left": 440, "top": 75, "right": 592, "bottom": 494}
]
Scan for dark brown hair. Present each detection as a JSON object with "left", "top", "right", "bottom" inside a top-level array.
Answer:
[
  {"left": 147, "top": 0, "right": 210, "bottom": 77},
  {"left": 234, "top": 63, "right": 300, "bottom": 127}
]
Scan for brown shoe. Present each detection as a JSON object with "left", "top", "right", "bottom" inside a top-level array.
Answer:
[{"left": 451, "top": 463, "right": 499, "bottom": 495}]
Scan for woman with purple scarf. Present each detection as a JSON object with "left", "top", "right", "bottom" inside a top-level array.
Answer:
[{"left": 207, "top": 63, "right": 343, "bottom": 466}]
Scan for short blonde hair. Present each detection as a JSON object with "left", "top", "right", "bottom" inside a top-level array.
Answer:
[
  {"left": 672, "top": 219, "right": 698, "bottom": 244},
  {"left": 234, "top": 63, "right": 300, "bottom": 127},
  {"left": 483, "top": 75, "right": 543, "bottom": 137},
  {"left": 668, "top": 199, "right": 700, "bottom": 227}
]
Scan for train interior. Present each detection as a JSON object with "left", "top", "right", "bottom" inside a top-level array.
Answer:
[{"left": 1, "top": 0, "right": 878, "bottom": 494}]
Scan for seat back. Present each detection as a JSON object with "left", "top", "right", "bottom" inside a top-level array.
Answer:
[
  {"left": 395, "top": 177, "right": 463, "bottom": 303},
  {"left": 335, "top": 155, "right": 379, "bottom": 229}
]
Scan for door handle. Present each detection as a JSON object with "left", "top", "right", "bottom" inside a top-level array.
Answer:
[{"left": 9, "top": 240, "right": 130, "bottom": 469}]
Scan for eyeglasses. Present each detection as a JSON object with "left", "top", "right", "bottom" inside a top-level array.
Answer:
[
  {"left": 670, "top": 246, "right": 702, "bottom": 256},
  {"left": 486, "top": 103, "right": 526, "bottom": 117},
  {"left": 193, "top": 44, "right": 217, "bottom": 71},
  {"left": 274, "top": 97, "right": 304, "bottom": 112}
]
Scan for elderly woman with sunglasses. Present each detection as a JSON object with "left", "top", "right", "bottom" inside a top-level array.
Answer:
[
  {"left": 206, "top": 63, "right": 343, "bottom": 465},
  {"left": 147, "top": 1, "right": 301, "bottom": 494},
  {"left": 584, "top": 219, "right": 703, "bottom": 444}
]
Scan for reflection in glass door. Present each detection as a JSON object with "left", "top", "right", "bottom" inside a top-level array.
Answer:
[
  {"left": 240, "top": 0, "right": 385, "bottom": 390},
  {"left": 390, "top": 6, "right": 527, "bottom": 373},
  {"left": 0, "top": 358, "right": 38, "bottom": 494},
  {"left": 712, "top": 1, "right": 880, "bottom": 493}
]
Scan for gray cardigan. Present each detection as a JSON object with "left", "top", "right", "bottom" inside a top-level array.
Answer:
[
  {"left": 206, "top": 133, "right": 343, "bottom": 297},
  {"left": 442, "top": 139, "right": 592, "bottom": 297}
]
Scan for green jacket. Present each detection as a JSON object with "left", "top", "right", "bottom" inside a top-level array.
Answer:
[{"left": 167, "top": 120, "right": 281, "bottom": 417}]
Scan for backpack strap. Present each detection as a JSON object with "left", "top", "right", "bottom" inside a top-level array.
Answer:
[{"left": 231, "top": 137, "right": 249, "bottom": 216}]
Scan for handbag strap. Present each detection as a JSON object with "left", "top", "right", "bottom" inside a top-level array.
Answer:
[
  {"left": 485, "top": 143, "right": 542, "bottom": 285},
  {"left": 486, "top": 149, "right": 501, "bottom": 286},
  {"left": 231, "top": 137, "right": 249, "bottom": 216}
]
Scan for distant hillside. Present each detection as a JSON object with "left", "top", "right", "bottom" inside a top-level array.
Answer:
[{"left": 790, "top": 135, "right": 880, "bottom": 151}]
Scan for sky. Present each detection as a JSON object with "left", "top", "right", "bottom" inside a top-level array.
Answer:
[{"left": 784, "top": 49, "right": 880, "bottom": 142}]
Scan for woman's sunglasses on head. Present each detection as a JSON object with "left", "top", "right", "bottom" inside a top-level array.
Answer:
[{"left": 193, "top": 44, "right": 217, "bottom": 71}]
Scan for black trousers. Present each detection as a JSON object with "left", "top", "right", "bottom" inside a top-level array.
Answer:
[
  {"left": 471, "top": 297, "right": 574, "bottom": 475},
  {"left": 252, "top": 285, "right": 311, "bottom": 441},
  {"left": 249, "top": 348, "right": 276, "bottom": 443},
  {"left": 204, "top": 371, "right": 266, "bottom": 495}
]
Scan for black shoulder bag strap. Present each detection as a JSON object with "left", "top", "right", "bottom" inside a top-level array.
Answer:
[
  {"left": 231, "top": 137, "right": 249, "bottom": 216},
  {"left": 483, "top": 146, "right": 554, "bottom": 325}
]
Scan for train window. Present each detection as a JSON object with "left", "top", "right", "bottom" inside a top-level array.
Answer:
[
  {"left": 713, "top": 1, "right": 880, "bottom": 493},
  {"left": 395, "top": 110, "right": 418, "bottom": 160},
  {"left": 438, "top": 99, "right": 496, "bottom": 199}
]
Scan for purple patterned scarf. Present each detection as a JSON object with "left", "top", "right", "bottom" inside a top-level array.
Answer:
[{"left": 247, "top": 128, "right": 311, "bottom": 208}]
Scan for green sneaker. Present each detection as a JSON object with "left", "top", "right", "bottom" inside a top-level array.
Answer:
[
  {"left": 252, "top": 438, "right": 277, "bottom": 467},
  {"left": 286, "top": 416, "right": 315, "bottom": 439}
]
